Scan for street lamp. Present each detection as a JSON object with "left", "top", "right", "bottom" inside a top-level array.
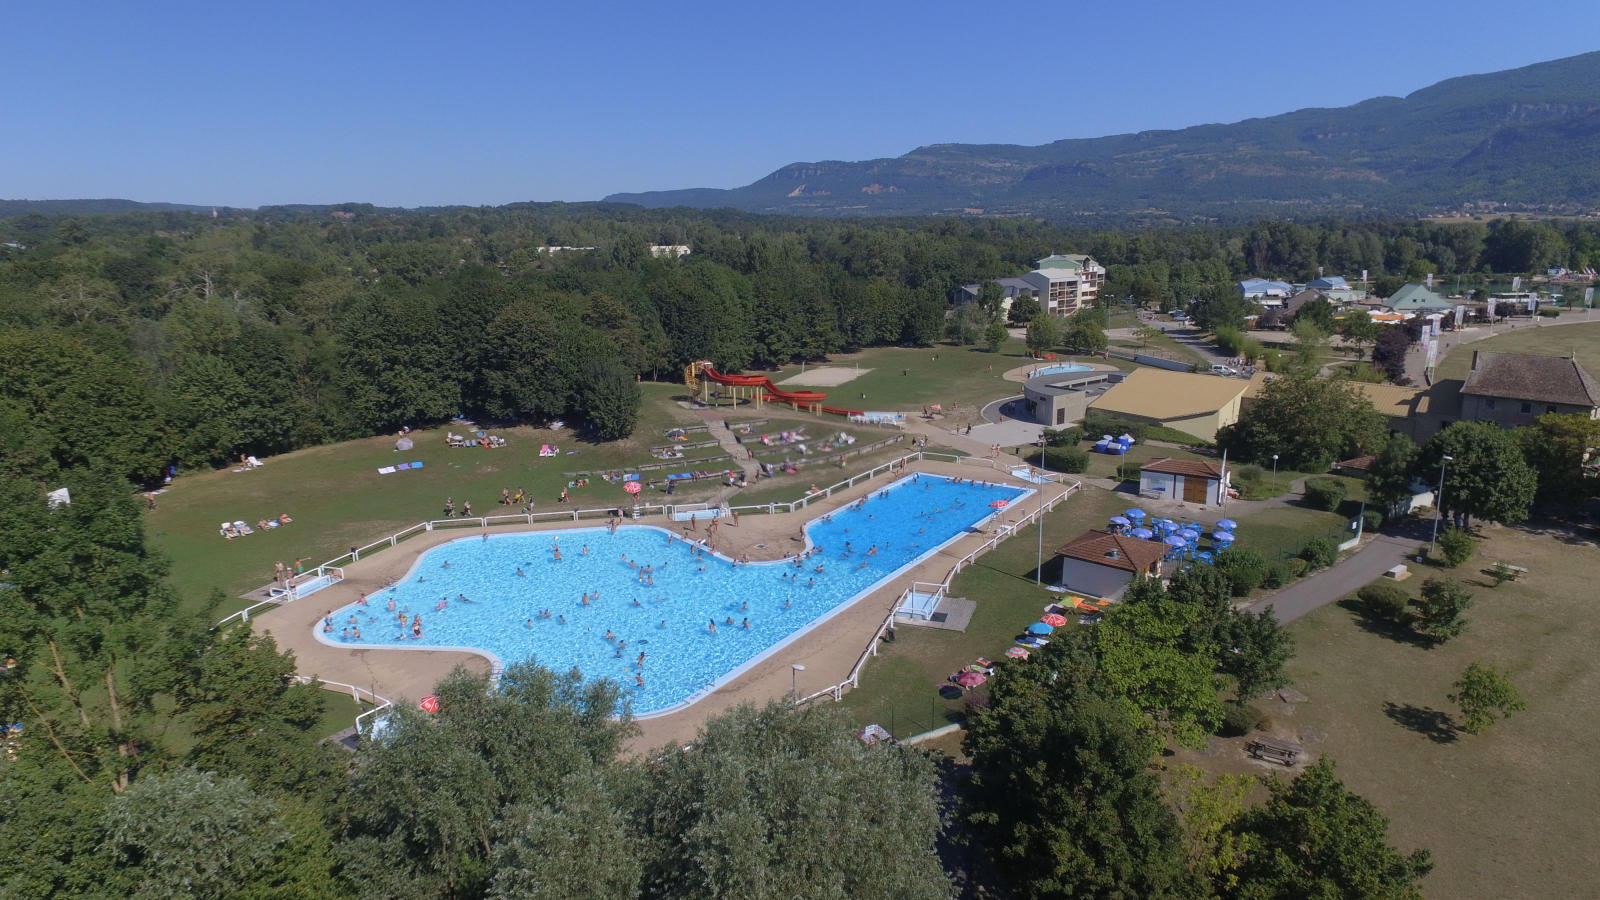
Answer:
[
  {"left": 1035, "top": 438, "right": 1049, "bottom": 585},
  {"left": 790, "top": 663, "right": 806, "bottom": 704},
  {"left": 1271, "top": 455, "right": 1279, "bottom": 491},
  {"left": 1429, "top": 455, "right": 1454, "bottom": 554}
]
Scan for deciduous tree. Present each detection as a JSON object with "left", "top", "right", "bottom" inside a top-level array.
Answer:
[{"left": 1449, "top": 661, "right": 1526, "bottom": 734}]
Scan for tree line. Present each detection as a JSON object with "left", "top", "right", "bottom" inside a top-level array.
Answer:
[{"left": 5, "top": 206, "right": 1600, "bottom": 480}]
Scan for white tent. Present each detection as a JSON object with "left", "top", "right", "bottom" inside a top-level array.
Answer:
[{"left": 396, "top": 436, "right": 415, "bottom": 451}]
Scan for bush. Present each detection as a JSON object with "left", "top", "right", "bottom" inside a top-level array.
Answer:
[
  {"left": 1215, "top": 701, "right": 1264, "bottom": 737},
  {"left": 1234, "top": 464, "right": 1264, "bottom": 484},
  {"left": 1214, "top": 546, "right": 1268, "bottom": 597},
  {"left": 1038, "top": 446, "right": 1089, "bottom": 474},
  {"left": 1303, "top": 476, "right": 1348, "bottom": 512},
  {"left": 1357, "top": 582, "right": 1410, "bottom": 620},
  {"left": 1300, "top": 536, "right": 1338, "bottom": 572},
  {"left": 1344, "top": 362, "right": 1387, "bottom": 383},
  {"left": 1537, "top": 307, "right": 1560, "bottom": 318},
  {"left": 1260, "top": 561, "right": 1291, "bottom": 589},
  {"left": 1437, "top": 527, "right": 1475, "bottom": 568},
  {"left": 1362, "top": 509, "right": 1384, "bottom": 533},
  {"left": 1416, "top": 577, "right": 1474, "bottom": 643},
  {"left": 1083, "top": 411, "right": 1146, "bottom": 443},
  {"left": 1286, "top": 558, "right": 1308, "bottom": 578},
  {"left": 1041, "top": 426, "right": 1084, "bottom": 447}
]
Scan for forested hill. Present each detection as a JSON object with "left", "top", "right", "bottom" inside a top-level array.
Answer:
[
  {"left": 0, "top": 199, "right": 214, "bottom": 218},
  {"left": 607, "top": 50, "right": 1600, "bottom": 222}
]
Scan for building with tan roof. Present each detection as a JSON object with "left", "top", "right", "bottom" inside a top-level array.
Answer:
[
  {"left": 1461, "top": 351, "right": 1600, "bottom": 426},
  {"left": 1055, "top": 529, "right": 1167, "bottom": 600},
  {"left": 1088, "top": 368, "right": 1252, "bottom": 441}
]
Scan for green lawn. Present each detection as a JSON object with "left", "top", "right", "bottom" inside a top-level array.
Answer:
[
  {"left": 148, "top": 384, "right": 702, "bottom": 612},
  {"left": 838, "top": 486, "right": 1131, "bottom": 737},
  {"left": 1434, "top": 319, "right": 1600, "bottom": 381},
  {"left": 1231, "top": 505, "right": 1352, "bottom": 564},
  {"left": 1109, "top": 327, "right": 1209, "bottom": 367},
  {"left": 1179, "top": 522, "right": 1600, "bottom": 899},
  {"left": 762, "top": 340, "right": 1034, "bottom": 414}
]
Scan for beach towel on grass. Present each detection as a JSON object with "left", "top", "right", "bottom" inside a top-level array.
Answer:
[{"left": 378, "top": 466, "right": 397, "bottom": 474}]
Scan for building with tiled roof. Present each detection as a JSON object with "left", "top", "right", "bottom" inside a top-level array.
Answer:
[
  {"left": 1139, "top": 457, "right": 1228, "bottom": 505},
  {"left": 1460, "top": 351, "right": 1600, "bottom": 426},
  {"left": 1055, "top": 529, "right": 1166, "bottom": 600}
]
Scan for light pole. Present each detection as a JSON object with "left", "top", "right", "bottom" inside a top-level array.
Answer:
[
  {"left": 1271, "top": 454, "right": 1279, "bottom": 491},
  {"left": 790, "top": 663, "right": 805, "bottom": 704},
  {"left": 1429, "top": 455, "right": 1454, "bottom": 555},
  {"left": 1035, "top": 438, "right": 1048, "bottom": 585}
]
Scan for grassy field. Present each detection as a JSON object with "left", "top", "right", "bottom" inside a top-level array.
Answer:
[
  {"left": 147, "top": 384, "right": 707, "bottom": 610},
  {"left": 1435, "top": 319, "right": 1600, "bottom": 381},
  {"left": 762, "top": 339, "right": 1036, "bottom": 414},
  {"left": 1177, "top": 522, "right": 1600, "bottom": 900},
  {"left": 838, "top": 486, "right": 1131, "bottom": 737}
]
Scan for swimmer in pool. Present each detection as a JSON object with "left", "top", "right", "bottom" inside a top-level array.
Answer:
[
  {"left": 637, "top": 651, "right": 645, "bottom": 667},
  {"left": 858, "top": 561, "right": 869, "bottom": 569},
  {"left": 815, "top": 564, "right": 825, "bottom": 573},
  {"left": 516, "top": 567, "right": 524, "bottom": 576},
  {"left": 725, "top": 617, "right": 734, "bottom": 626},
  {"left": 418, "top": 576, "right": 425, "bottom": 582},
  {"left": 582, "top": 545, "right": 588, "bottom": 555},
  {"left": 526, "top": 619, "right": 532, "bottom": 627},
  {"left": 412, "top": 621, "right": 422, "bottom": 637},
  {"left": 353, "top": 625, "right": 361, "bottom": 639},
  {"left": 636, "top": 674, "right": 644, "bottom": 687},
  {"left": 632, "top": 598, "right": 641, "bottom": 606},
  {"left": 582, "top": 594, "right": 590, "bottom": 606},
  {"left": 436, "top": 599, "right": 447, "bottom": 611},
  {"left": 559, "top": 615, "right": 566, "bottom": 624},
  {"left": 341, "top": 627, "right": 349, "bottom": 640},
  {"left": 358, "top": 593, "right": 368, "bottom": 605},
  {"left": 349, "top": 614, "right": 357, "bottom": 625},
  {"left": 867, "top": 546, "right": 878, "bottom": 555},
  {"left": 708, "top": 620, "right": 716, "bottom": 634},
  {"left": 553, "top": 548, "right": 562, "bottom": 561},
  {"left": 741, "top": 619, "right": 750, "bottom": 629},
  {"left": 388, "top": 598, "right": 396, "bottom": 612},
  {"left": 807, "top": 578, "right": 815, "bottom": 587},
  {"left": 605, "top": 630, "right": 615, "bottom": 640},
  {"left": 660, "top": 620, "right": 666, "bottom": 629},
  {"left": 443, "top": 561, "right": 450, "bottom": 568},
  {"left": 741, "top": 602, "right": 748, "bottom": 610},
  {"left": 784, "top": 599, "right": 791, "bottom": 608}
]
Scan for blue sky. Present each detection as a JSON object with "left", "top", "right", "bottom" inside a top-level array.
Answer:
[{"left": 2, "top": 0, "right": 1595, "bottom": 208}]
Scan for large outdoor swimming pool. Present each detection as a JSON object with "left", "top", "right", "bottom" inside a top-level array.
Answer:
[{"left": 318, "top": 474, "right": 1028, "bottom": 716}]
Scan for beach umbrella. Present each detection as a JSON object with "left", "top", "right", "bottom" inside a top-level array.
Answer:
[
  {"left": 1125, "top": 509, "right": 1146, "bottom": 519},
  {"left": 1026, "top": 622, "right": 1055, "bottom": 635},
  {"left": 1163, "top": 536, "right": 1189, "bottom": 548},
  {"left": 1178, "top": 529, "right": 1200, "bottom": 542},
  {"left": 623, "top": 481, "right": 641, "bottom": 494},
  {"left": 1130, "top": 528, "right": 1155, "bottom": 540},
  {"left": 1005, "top": 647, "right": 1030, "bottom": 660},
  {"left": 420, "top": 695, "right": 440, "bottom": 713},
  {"left": 1216, "top": 519, "right": 1238, "bottom": 530},
  {"left": 954, "top": 671, "right": 988, "bottom": 687},
  {"left": 1109, "top": 516, "right": 1131, "bottom": 526},
  {"left": 1213, "top": 531, "right": 1236, "bottom": 543},
  {"left": 1041, "top": 613, "right": 1069, "bottom": 627},
  {"left": 989, "top": 499, "right": 1009, "bottom": 508}
]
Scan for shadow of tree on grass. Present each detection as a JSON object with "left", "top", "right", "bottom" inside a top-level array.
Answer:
[{"left": 1382, "top": 701, "right": 1459, "bottom": 744}]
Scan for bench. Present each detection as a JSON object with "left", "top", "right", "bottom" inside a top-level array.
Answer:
[{"left": 1245, "top": 737, "right": 1304, "bottom": 767}]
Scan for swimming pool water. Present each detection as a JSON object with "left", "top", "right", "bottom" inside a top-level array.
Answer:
[
  {"left": 1027, "top": 363, "right": 1094, "bottom": 379},
  {"left": 318, "top": 475, "right": 1028, "bottom": 716}
]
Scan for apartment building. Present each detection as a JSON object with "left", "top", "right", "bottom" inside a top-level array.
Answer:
[{"left": 1019, "top": 254, "right": 1106, "bottom": 315}]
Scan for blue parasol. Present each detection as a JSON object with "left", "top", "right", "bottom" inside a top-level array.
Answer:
[
  {"left": 1163, "top": 536, "right": 1189, "bottom": 548},
  {"left": 1130, "top": 528, "right": 1155, "bottom": 540},
  {"left": 1125, "top": 509, "right": 1147, "bottom": 520},
  {"left": 1216, "top": 519, "right": 1238, "bottom": 530},
  {"left": 1213, "top": 531, "right": 1236, "bottom": 543},
  {"left": 1109, "top": 516, "right": 1131, "bottom": 526},
  {"left": 1026, "top": 622, "right": 1055, "bottom": 635},
  {"left": 1178, "top": 529, "right": 1200, "bottom": 542}
]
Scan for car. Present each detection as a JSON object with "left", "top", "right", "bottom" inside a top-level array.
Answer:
[
  {"left": 1169, "top": 311, "right": 1189, "bottom": 321},
  {"left": 1209, "top": 364, "right": 1238, "bottom": 377}
]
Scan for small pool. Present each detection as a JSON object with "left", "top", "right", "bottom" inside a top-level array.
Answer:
[
  {"left": 1027, "top": 363, "right": 1094, "bottom": 379},
  {"left": 318, "top": 475, "right": 1028, "bottom": 716}
]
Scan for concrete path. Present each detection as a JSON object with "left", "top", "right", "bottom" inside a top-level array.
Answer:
[{"left": 1247, "top": 529, "right": 1421, "bottom": 623}]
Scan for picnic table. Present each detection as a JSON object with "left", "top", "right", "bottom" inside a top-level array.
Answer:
[{"left": 1245, "top": 736, "right": 1304, "bottom": 767}]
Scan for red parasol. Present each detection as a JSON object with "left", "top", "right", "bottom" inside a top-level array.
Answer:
[
  {"left": 1040, "top": 613, "right": 1069, "bottom": 627},
  {"left": 623, "top": 481, "right": 641, "bottom": 494},
  {"left": 420, "top": 695, "right": 440, "bottom": 713},
  {"left": 953, "top": 671, "right": 988, "bottom": 687},
  {"left": 989, "top": 499, "right": 1009, "bottom": 508},
  {"left": 1005, "top": 647, "right": 1030, "bottom": 660}
]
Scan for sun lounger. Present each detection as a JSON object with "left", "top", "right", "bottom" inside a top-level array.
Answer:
[{"left": 233, "top": 520, "right": 254, "bottom": 535}]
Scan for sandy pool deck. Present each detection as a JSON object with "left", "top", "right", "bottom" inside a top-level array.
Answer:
[{"left": 248, "top": 459, "right": 1075, "bottom": 753}]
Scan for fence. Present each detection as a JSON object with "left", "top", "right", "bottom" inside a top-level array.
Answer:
[
  {"left": 295, "top": 675, "right": 392, "bottom": 738},
  {"left": 215, "top": 565, "right": 346, "bottom": 629},
  {"left": 795, "top": 478, "right": 1082, "bottom": 706}
]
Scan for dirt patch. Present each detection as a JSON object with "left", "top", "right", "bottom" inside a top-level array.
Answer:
[{"left": 777, "top": 366, "right": 872, "bottom": 387}]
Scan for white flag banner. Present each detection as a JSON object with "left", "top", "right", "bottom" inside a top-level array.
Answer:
[{"left": 1513, "top": 276, "right": 1522, "bottom": 291}]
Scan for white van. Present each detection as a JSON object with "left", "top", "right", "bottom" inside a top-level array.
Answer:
[{"left": 1209, "top": 364, "right": 1238, "bottom": 377}]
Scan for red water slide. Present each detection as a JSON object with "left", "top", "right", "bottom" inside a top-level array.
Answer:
[{"left": 691, "top": 362, "right": 863, "bottom": 416}]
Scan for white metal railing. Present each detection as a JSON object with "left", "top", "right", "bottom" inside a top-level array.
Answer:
[
  {"left": 797, "top": 478, "right": 1083, "bottom": 707},
  {"left": 215, "top": 565, "right": 346, "bottom": 629},
  {"left": 294, "top": 675, "right": 392, "bottom": 737}
]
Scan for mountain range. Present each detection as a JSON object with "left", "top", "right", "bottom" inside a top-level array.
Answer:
[{"left": 607, "top": 51, "right": 1600, "bottom": 222}]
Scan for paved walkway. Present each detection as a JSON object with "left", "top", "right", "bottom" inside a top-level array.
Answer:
[{"left": 1247, "top": 523, "right": 1428, "bottom": 623}]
